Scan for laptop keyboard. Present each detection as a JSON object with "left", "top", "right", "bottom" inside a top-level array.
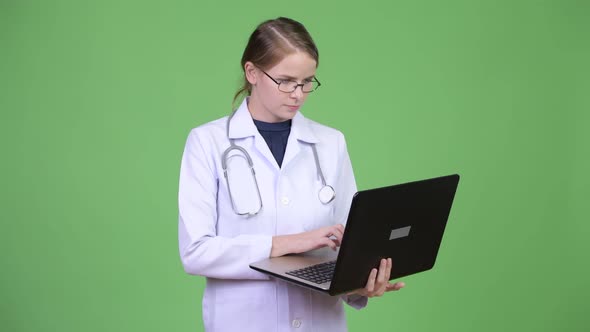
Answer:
[{"left": 286, "top": 260, "right": 336, "bottom": 284}]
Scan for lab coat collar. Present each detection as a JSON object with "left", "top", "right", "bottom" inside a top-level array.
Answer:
[{"left": 228, "top": 98, "right": 319, "bottom": 144}]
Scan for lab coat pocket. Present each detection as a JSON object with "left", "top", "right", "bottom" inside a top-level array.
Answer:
[{"left": 205, "top": 280, "right": 277, "bottom": 331}]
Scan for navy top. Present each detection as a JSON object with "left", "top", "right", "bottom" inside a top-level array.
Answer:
[{"left": 253, "top": 119, "right": 292, "bottom": 167}]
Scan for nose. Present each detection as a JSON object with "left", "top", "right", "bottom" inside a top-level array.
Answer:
[{"left": 289, "top": 85, "right": 304, "bottom": 99}]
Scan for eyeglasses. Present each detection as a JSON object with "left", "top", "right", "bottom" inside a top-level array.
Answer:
[{"left": 260, "top": 69, "right": 321, "bottom": 93}]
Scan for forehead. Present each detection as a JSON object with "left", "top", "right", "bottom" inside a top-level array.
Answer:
[{"left": 267, "top": 52, "right": 317, "bottom": 78}]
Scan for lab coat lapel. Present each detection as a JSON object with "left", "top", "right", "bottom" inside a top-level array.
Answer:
[
  {"left": 254, "top": 135, "right": 279, "bottom": 169},
  {"left": 228, "top": 99, "right": 280, "bottom": 170},
  {"left": 281, "top": 111, "right": 319, "bottom": 169}
]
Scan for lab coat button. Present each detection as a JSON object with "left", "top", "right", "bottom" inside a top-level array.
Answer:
[
  {"left": 281, "top": 197, "right": 290, "bottom": 205},
  {"left": 292, "top": 319, "right": 301, "bottom": 328}
]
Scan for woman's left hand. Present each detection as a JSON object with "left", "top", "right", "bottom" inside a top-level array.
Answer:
[{"left": 348, "top": 258, "right": 405, "bottom": 297}]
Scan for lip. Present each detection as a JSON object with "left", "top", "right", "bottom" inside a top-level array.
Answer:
[{"left": 287, "top": 105, "right": 300, "bottom": 111}]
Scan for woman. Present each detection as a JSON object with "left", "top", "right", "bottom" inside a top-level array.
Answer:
[{"left": 178, "top": 17, "right": 404, "bottom": 331}]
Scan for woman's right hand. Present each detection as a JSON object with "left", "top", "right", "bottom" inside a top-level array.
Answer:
[{"left": 270, "top": 224, "right": 345, "bottom": 258}]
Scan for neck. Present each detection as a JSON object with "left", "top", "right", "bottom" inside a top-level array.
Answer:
[{"left": 246, "top": 95, "right": 286, "bottom": 123}]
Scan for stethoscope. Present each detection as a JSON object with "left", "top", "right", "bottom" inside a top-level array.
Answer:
[{"left": 221, "top": 111, "right": 336, "bottom": 216}]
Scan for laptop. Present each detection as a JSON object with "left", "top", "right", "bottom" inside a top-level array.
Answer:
[{"left": 249, "top": 174, "right": 460, "bottom": 296}]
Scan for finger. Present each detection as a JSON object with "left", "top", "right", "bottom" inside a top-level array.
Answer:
[
  {"left": 330, "top": 232, "right": 343, "bottom": 246},
  {"left": 325, "top": 226, "right": 344, "bottom": 247},
  {"left": 331, "top": 238, "right": 341, "bottom": 248},
  {"left": 365, "top": 268, "right": 377, "bottom": 293},
  {"left": 312, "top": 237, "right": 334, "bottom": 251},
  {"left": 385, "top": 282, "right": 405, "bottom": 291},
  {"left": 327, "top": 231, "right": 342, "bottom": 247},
  {"left": 333, "top": 225, "right": 344, "bottom": 239},
  {"left": 384, "top": 258, "right": 392, "bottom": 282},
  {"left": 372, "top": 259, "right": 388, "bottom": 296},
  {"left": 376, "top": 259, "right": 387, "bottom": 286},
  {"left": 326, "top": 225, "right": 344, "bottom": 241},
  {"left": 322, "top": 238, "right": 337, "bottom": 250}
]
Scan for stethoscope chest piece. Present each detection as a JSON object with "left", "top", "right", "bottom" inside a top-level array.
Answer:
[{"left": 318, "top": 185, "right": 336, "bottom": 204}]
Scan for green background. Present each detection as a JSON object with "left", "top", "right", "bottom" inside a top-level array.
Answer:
[{"left": 2, "top": 0, "right": 588, "bottom": 331}]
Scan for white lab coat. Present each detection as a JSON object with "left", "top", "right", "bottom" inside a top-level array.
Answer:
[{"left": 178, "top": 98, "right": 367, "bottom": 332}]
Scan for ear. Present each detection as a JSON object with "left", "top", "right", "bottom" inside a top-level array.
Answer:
[{"left": 244, "top": 62, "right": 258, "bottom": 85}]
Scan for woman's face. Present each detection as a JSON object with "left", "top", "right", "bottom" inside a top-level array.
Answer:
[{"left": 246, "top": 52, "right": 317, "bottom": 123}]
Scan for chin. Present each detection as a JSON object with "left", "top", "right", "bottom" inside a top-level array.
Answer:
[{"left": 281, "top": 111, "right": 298, "bottom": 121}]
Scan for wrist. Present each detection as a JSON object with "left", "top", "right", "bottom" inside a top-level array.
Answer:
[
  {"left": 270, "top": 234, "right": 291, "bottom": 257},
  {"left": 270, "top": 235, "right": 284, "bottom": 257}
]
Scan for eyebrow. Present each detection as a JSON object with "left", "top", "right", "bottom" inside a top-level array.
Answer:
[{"left": 275, "top": 74, "right": 316, "bottom": 80}]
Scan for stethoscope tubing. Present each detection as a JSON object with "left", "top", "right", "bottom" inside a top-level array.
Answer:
[{"left": 222, "top": 110, "right": 335, "bottom": 216}]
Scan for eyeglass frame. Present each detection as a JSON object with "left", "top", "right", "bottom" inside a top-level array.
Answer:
[{"left": 260, "top": 69, "right": 321, "bottom": 93}]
